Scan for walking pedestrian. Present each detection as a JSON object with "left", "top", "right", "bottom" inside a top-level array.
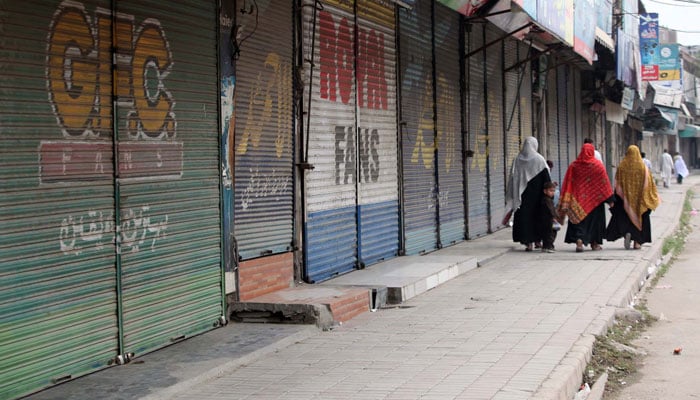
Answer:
[
  {"left": 558, "top": 143, "right": 614, "bottom": 252},
  {"left": 606, "top": 145, "right": 660, "bottom": 250},
  {"left": 537, "top": 181, "right": 561, "bottom": 253},
  {"left": 674, "top": 153, "right": 689, "bottom": 184},
  {"left": 505, "top": 136, "right": 551, "bottom": 252},
  {"left": 641, "top": 151, "right": 653, "bottom": 171},
  {"left": 660, "top": 149, "right": 674, "bottom": 188},
  {"left": 583, "top": 137, "right": 603, "bottom": 164}
]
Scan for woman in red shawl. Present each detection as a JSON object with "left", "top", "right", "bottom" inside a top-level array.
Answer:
[
  {"left": 605, "top": 145, "right": 660, "bottom": 249},
  {"left": 558, "top": 143, "right": 614, "bottom": 252}
]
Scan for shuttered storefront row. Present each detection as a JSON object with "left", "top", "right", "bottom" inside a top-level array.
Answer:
[
  {"left": 1, "top": 2, "right": 118, "bottom": 397},
  {"left": 519, "top": 42, "right": 534, "bottom": 140},
  {"left": 304, "top": 0, "right": 399, "bottom": 281},
  {"left": 234, "top": 4, "right": 294, "bottom": 260},
  {"left": 546, "top": 65, "right": 562, "bottom": 182},
  {"left": 0, "top": 1, "right": 223, "bottom": 398},
  {"left": 399, "top": 1, "right": 438, "bottom": 254},
  {"left": 465, "top": 23, "right": 489, "bottom": 238},
  {"left": 485, "top": 25, "right": 505, "bottom": 231},
  {"left": 356, "top": 0, "right": 400, "bottom": 265},
  {"left": 304, "top": 1, "right": 358, "bottom": 281},
  {"left": 504, "top": 38, "right": 522, "bottom": 189},
  {"left": 116, "top": 0, "right": 222, "bottom": 360},
  {"left": 435, "top": 3, "right": 465, "bottom": 246},
  {"left": 555, "top": 65, "right": 570, "bottom": 183}
]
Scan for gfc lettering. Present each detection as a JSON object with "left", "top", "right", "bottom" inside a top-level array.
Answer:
[{"left": 46, "top": 1, "right": 175, "bottom": 140}]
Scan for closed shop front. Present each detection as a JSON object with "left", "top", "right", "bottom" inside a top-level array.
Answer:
[
  {"left": 465, "top": 23, "right": 489, "bottom": 238},
  {"left": 434, "top": 4, "right": 465, "bottom": 246},
  {"left": 303, "top": 0, "right": 399, "bottom": 281},
  {"left": 555, "top": 65, "right": 570, "bottom": 182},
  {"left": 0, "top": 1, "right": 223, "bottom": 398},
  {"left": 519, "top": 42, "right": 534, "bottom": 140},
  {"left": 504, "top": 38, "right": 524, "bottom": 186},
  {"left": 233, "top": 2, "right": 295, "bottom": 297},
  {"left": 485, "top": 25, "right": 505, "bottom": 231},
  {"left": 399, "top": 1, "right": 438, "bottom": 254},
  {"left": 546, "top": 65, "right": 562, "bottom": 182}
]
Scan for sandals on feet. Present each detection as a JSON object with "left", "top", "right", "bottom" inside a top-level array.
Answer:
[
  {"left": 591, "top": 243, "right": 603, "bottom": 251},
  {"left": 633, "top": 242, "right": 642, "bottom": 250},
  {"left": 575, "top": 239, "right": 584, "bottom": 253}
]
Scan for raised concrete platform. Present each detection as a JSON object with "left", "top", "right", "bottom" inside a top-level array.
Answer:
[
  {"left": 229, "top": 252, "right": 479, "bottom": 329},
  {"left": 324, "top": 253, "right": 479, "bottom": 304}
]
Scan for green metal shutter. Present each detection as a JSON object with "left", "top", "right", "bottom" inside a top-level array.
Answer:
[
  {"left": 114, "top": 0, "right": 224, "bottom": 357},
  {"left": 0, "top": 1, "right": 119, "bottom": 398}
]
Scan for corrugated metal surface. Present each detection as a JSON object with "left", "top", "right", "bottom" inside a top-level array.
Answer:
[
  {"left": 519, "top": 42, "right": 533, "bottom": 139},
  {"left": 356, "top": 0, "right": 399, "bottom": 265},
  {"left": 568, "top": 68, "right": 580, "bottom": 163},
  {"left": 485, "top": 25, "right": 505, "bottom": 231},
  {"left": 0, "top": 1, "right": 119, "bottom": 398},
  {"left": 434, "top": 3, "right": 464, "bottom": 246},
  {"left": 546, "top": 67, "right": 561, "bottom": 182},
  {"left": 556, "top": 65, "right": 569, "bottom": 183},
  {"left": 115, "top": 0, "right": 223, "bottom": 357},
  {"left": 504, "top": 38, "right": 522, "bottom": 187},
  {"left": 303, "top": 1, "right": 358, "bottom": 281},
  {"left": 465, "top": 23, "right": 489, "bottom": 238},
  {"left": 399, "top": 1, "right": 438, "bottom": 254},
  {"left": 234, "top": 3, "right": 294, "bottom": 259}
]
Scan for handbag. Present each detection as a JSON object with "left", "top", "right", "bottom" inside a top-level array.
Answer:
[
  {"left": 501, "top": 209, "right": 513, "bottom": 226},
  {"left": 552, "top": 220, "right": 562, "bottom": 231}
]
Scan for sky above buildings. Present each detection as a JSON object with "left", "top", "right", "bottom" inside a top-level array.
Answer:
[{"left": 645, "top": 0, "right": 700, "bottom": 46}]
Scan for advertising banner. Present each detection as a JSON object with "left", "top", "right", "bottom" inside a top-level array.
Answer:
[
  {"left": 658, "top": 43, "right": 681, "bottom": 81},
  {"left": 536, "top": 0, "right": 574, "bottom": 45},
  {"left": 639, "top": 13, "right": 659, "bottom": 81},
  {"left": 574, "top": 0, "right": 595, "bottom": 64}
]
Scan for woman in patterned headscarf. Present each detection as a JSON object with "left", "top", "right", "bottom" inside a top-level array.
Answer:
[
  {"left": 558, "top": 143, "right": 614, "bottom": 252},
  {"left": 606, "top": 145, "right": 660, "bottom": 250},
  {"left": 506, "top": 136, "right": 551, "bottom": 252}
]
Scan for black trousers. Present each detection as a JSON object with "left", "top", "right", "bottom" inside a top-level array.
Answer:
[{"left": 542, "top": 228, "right": 557, "bottom": 249}]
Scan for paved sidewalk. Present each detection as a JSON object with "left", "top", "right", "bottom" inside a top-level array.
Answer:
[{"left": 26, "top": 176, "right": 694, "bottom": 400}]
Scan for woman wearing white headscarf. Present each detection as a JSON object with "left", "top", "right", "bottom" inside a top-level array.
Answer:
[
  {"left": 506, "top": 137, "right": 551, "bottom": 251},
  {"left": 674, "top": 153, "right": 689, "bottom": 184}
]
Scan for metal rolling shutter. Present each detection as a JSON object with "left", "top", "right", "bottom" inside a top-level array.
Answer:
[
  {"left": 465, "top": 23, "right": 489, "bottom": 238},
  {"left": 234, "top": 3, "right": 294, "bottom": 259},
  {"left": 303, "top": 1, "right": 358, "bottom": 281},
  {"left": 569, "top": 68, "right": 580, "bottom": 162},
  {"left": 1, "top": 1, "right": 119, "bottom": 398},
  {"left": 434, "top": 4, "right": 464, "bottom": 246},
  {"left": 504, "top": 38, "right": 522, "bottom": 187},
  {"left": 115, "top": 0, "right": 223, "bottom": 357},
  {"left": 485, "top": 25, "right": 505, "bottom": 231},
  {"left": 556, "top": 65, "right": 569, "bottom": 183},
  {"left": 546, "top": 68, "right": 561, "bottom": 182},
  {"left": 356, "top": 0, "right": 399, "bottom": 266},
  {"left": 519, "top": 42, "right": 534, "bottom": 139},
  {"left": 399, "top": 1, "right": 438, "bottom": 254}
]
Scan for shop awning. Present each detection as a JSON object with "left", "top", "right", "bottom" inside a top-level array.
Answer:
[
  {"left": 679, "top": 124, "right": 700, "bottom": 138},
  {"left": 595, "top": 27, "right": 614, "bottom": 52}
]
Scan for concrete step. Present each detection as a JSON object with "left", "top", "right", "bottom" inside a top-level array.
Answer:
[{"left": 229, "top": 286, "right": 370, "bottom": 330}]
